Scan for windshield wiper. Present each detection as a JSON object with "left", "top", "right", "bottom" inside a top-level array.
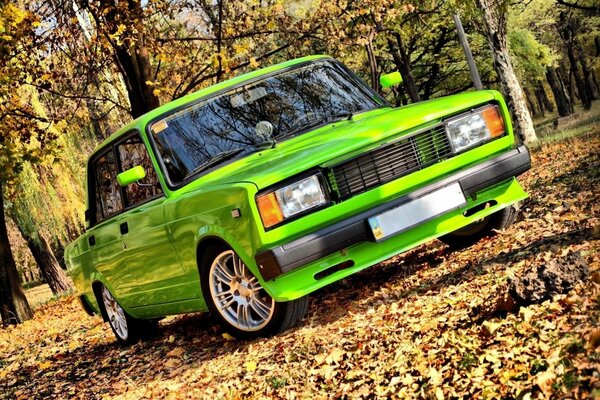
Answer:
[
  {"left": 281, "top": 111, "right": 355, "bottom": 140},
  {"left": 183, "top": 148, "right": 246, "bottom": 179}
]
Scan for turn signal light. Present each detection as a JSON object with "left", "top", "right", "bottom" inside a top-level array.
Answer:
[
  {"left": 256, "top": 192, "right": 284, "bottom": 228},
  {"left": 482, "top": 106, "right": 505, "bottom": 138}
]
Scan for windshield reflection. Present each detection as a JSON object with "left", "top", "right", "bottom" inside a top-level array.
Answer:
[{"left": 150, "top": 60, "right": 383, "bottom": 184}]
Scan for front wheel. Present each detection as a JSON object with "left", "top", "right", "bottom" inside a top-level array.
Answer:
[
  {"left": 439, "top": 204, "right": 519, "bottom": 249},
  {"left": 201, "top": 245, "right": 308, "bottom": 339}
]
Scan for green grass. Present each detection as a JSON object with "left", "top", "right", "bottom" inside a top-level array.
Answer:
[
  {"left": 533, "top": 100, "right": 600, "bottom": 146},
  {"left": 24, "top": 284, "right": 54, "bottom": 309}
]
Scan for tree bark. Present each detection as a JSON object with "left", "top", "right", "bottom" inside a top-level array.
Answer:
[
  {"left": 16, "top": 224, "right": 71, "bottom": 295},
  {"left": 387, "top": 32, "right": 422, "bottom": 103},
  {"left": 577, "top": 46, "right": 599, "bottom": 100},
  {"left": 0, "top": 182, "right": 33, "bottom": 325},
  {"left": 559, "top": 65, "right": 577, "bottom": 104},
  {"left": 546, "top": 68, "right": 573, "bottom": 117},
  {"left": 365, "top": 30, "right": 381, "bottom": 93},
  {"left": 566, "top": 45, "right": 592, "bottom": 109},
  {"left": 537, "top": 85, "right": 554, "bottom": 112},
  {"left": 524, "top": 87, "right": 539, "bottom": 116},
  {"left": 476, "top": 0, "right": 537, "bottom": 144},
  {"left": 558, "top": 12, "right": 592, "bottom": 110}
]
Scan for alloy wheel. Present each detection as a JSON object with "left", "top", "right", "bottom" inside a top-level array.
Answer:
[
  {"left": 101, "top": 286, "right": 129, "bottom": 341},
  {"left": 208, "top": 250, "right": 275, "bottom": 331}
]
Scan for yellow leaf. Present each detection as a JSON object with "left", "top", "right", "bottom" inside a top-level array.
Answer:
[
  {"left": 325, "top": 348, "right": 344, "bottom": 365},
  {"left": 481, "top": 320, "right": 502, "bottom": 336},
  {"left": 535, "top": 370, "right": 555, "bottom": 395},
  {"left": 244, "top": 361, "right": 257, "bottom": 373},
  {"left": 249, "top": 57, "right": 259, "bottom": 68},
  {"left": 435, "top": 387, "right": 444, "bottom": 400},
  {"left": 518, "top": 307, "right": 534, "bottom": 322},
  {"left": 428, "top": 367, "right": 443, "bottom": 386},
  {"left": 222, "top": 333, "right": 235, "bottom": 341},
  {"left": 38, "top": 360, "right": 53, "bottom": 370}
]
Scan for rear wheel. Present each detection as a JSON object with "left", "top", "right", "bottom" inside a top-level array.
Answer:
[
  {"left": 100, "top": 285, "right": 154, "bottom": 344},
  {"left": 439, "top": 204, "right": 519, "bottom": 249},
  {"left": 201, "top": 245, "right": 308, "bottom": 339}
]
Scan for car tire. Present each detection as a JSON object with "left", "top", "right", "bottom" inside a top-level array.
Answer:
[
  {"left": 439, "top": 204, "right": 519, "bottom": 249},
  {"left": 200, "top": 244, "right": 308, "bottom": 340},
  {"left": 100, "top": 284, "right": 151, "bottom": 344}
]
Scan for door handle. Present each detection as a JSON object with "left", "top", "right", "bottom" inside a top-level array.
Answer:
[
  {"left": 88, "top": 235, "right": 96, "bottom": 246},
  {"left": 120, "top": 222, "right": 129, "bottom": 235}
]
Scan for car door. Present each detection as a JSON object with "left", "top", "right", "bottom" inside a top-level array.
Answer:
[
  {"left": 113, "top": 133, "right": 192, "bottom": 307},
  {"left": 88, "top": 148, "right": 128, "bottom": 301}
]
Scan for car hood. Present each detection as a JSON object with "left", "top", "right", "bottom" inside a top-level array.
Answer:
[{"left": 177, "top": 90, "right": 498, "bottom": 193}]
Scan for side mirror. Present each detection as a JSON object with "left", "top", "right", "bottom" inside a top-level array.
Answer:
[
  {"left": 117, "top": 165, "right": 146, "bottom": 186},
  {"left": 380, "top": 71, "right": 403, "bottom": 89}
]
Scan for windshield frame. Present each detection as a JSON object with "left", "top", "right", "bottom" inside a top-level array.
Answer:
[{"left": 145, "top": 58, "right": 390, "bottom": 190}]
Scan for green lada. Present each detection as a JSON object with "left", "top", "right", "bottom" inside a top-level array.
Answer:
[{"left": 65, "top": 55, "right": 531, "bottom": 343}]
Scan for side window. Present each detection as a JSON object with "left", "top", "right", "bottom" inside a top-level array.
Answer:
[
  {"left": 94, "top": 150, "right": 123, "bottom": 222},
  {"left": 117, "top": 135, "right": 163, "bottom": 207}
]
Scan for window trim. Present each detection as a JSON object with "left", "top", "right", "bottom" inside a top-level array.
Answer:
[
  {"left": 87, "top": 130, "right": 166, "bottom": 229},
  {"left": 115, "top": 133, "right": 164, "bottom": 210}
]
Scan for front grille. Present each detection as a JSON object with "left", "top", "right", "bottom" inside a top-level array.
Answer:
[{"left": 329, "top": 125, "right": 452, "bottom": 200}]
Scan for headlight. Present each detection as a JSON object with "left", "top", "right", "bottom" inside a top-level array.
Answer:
[
  {"left": 445, "top": 105, "right": 505, "bottom": 153},
  {"left": 256, "top": 174, "right": 328, "bottom": 228}
]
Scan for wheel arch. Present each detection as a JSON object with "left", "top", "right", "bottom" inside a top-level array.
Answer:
[
  {"left": 195, "top": 236, "right": 230, "bottom": 274},
  {"left": 91, "top": 280, "right": 109, "bottom": 322}
]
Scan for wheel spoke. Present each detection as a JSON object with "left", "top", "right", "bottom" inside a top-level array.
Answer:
[
  {"left": 250, "top": 297, "right": 271, "bottom": 320},
  {"left": 215, "top": 290, "right": 232, "bottom": 298},
  {"left": 219, "top": 296, "right": 236, "bottom": 311},
  {"left": 237, "top": 303, "right": 251, "bottom": 328},
  {"left": 232, "top": 255, "right": 245, "bottom": 277},
  {"left": 214, "top": 261, "right": 234, "bottom": 283}
]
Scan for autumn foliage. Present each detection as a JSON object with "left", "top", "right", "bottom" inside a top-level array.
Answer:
[{"left": 1, "top": 134, "right": 598, "bottom": 399}]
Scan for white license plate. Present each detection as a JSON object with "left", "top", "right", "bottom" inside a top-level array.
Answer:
[{"left": 368, "top": 182, "right": 466, "bottom": 241}]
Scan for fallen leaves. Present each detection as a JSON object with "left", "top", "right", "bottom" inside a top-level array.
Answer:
[{"left": 0, "top": 135, "right": 599, "bottom": 399}]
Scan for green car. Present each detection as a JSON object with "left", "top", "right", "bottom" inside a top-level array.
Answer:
[{"left": 65, "top": 55, "right": 530, "bottom": 343}]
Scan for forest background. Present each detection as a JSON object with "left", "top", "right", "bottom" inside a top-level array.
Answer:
[{"left": 0, "top": 0, "right": 599, "bottom": 323}]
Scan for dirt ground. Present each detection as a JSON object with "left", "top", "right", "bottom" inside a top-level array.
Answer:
[{"left": 1, "top": 132, "right": 599, "bottom": 399}]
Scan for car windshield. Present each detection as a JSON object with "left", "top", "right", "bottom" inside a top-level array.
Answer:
[{"left": 149, "top": 60, "right": 384, "bottom": 185}]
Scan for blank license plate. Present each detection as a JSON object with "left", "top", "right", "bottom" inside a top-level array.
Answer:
[{"left": 368, "top": 182, "right": 466, "bottom": 241}]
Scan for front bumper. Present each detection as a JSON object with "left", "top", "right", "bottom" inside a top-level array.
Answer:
[{"left": 256, "top": 146, "right": 531, "bottom": 281}]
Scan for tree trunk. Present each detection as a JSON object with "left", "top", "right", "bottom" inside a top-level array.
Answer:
[
  {"left": 546, "top": 68, "right": 573, "bottom": 117},
  {"left": 387, "top": 32, "right": 422, "bottom": 103},
  {"left": 537, "top": 85, "right": 554, "bottom": 112},
  {"left": 524, "top": 87, "right": 539, "bottom": 116},
  {"left": 85, "top": 0, "right": 161, "bottom": 119},
  {"left": 577, "top": 46, "right": 599, "bottom": 100},
  {"left": 0, "top": 183, "right": 33, "bottom": 325},
  {"left": 365, "top": 30, "right": 381, "bottom": 93},
  {"left": 16, "top": 224, "right": 71, "bottom": 295},
  {"left": 476, "top": 0, "right": 537, "bottom": 144},
  {"left": 559, "top": 66, "right": 577, "bottom": 104},
  {"left": 558, "top": 12, "right": 592, "bottom": 110},
  {"left": 566, "top": 46, "right": 592, "bottom": 109}
]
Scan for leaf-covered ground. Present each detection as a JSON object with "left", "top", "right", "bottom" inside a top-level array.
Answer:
[{"left": 1, "top": 133, "right": 599, "bottom": 399}]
